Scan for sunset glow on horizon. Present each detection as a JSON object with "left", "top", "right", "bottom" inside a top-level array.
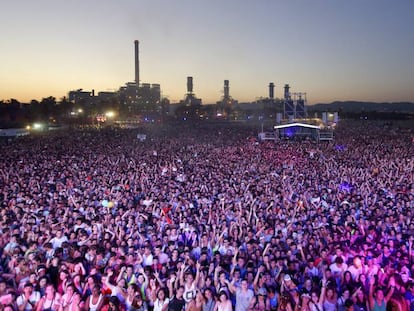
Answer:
[{"left": 1, "top": 0, "right": 413, "bottom": 105}]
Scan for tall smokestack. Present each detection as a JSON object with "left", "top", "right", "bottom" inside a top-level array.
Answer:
[
  {"left": 284, "top": 84, "right": 290, "bottom": 100},
  {"left": 224, "top": 80, "right": 229, "bottom": 98},
  {"left": 269, "top": 82, "right": 274, "bottom": 99},
  {"left": 134, "top": 40, "right": 140, "bottom": 85},
  {"left": 187, "top": 76, "right": 193, "bottom": 94}
]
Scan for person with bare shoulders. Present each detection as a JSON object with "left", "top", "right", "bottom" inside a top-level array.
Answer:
[
  {"left": 369, "top": 276, "right": 395, "bottom": 311},
  {"left": 277, "top": 293, "right": 293, "bottom": 311},
  {"left": 36, "top": 284, "right": 61, "bottom": 311},
  {"left": 180, "top": 262, "right": 201, "bottom": 305},
  {"left": 213, "top": 291, "right": 232, "bottom": 311},
  {"left": 153, "top": 288, "right": 169, "bottom": 311},
  {"left": 187, "top": 291, "right": 205, "bottom": 311},
  {"left": 85, "top": 285, "right": 104, "bottom": 311},
  {"left": 61, "top": 292, "right": 83, "bottom": 311}
]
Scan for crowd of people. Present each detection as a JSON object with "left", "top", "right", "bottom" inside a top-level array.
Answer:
[{"left": 0, "top": 120, "right": 413, "bottom": 311}]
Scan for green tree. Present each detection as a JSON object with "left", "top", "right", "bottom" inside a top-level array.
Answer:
[
  {"left": 40, "top": 96, "right": 57, "bottom": 120},
  {"left": 7, "top": 99, "right": 21, "bottom": 122}
]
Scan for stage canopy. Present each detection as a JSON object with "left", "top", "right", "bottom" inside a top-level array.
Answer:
[{"left": 274, "top": 122, "right": 333, "bottom": 142}]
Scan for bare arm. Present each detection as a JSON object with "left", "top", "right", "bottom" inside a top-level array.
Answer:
[
  {"left": 385, "top": 277, "right": 395, "bottom": 302},
  {"left": 368, "top": 276, "right": 375, "bottom": 309},
  {"left": 194, "top": 261, "right": 201, "bottom": 286}
]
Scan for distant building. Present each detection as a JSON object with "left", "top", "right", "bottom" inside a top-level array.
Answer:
[
  {"left": 179, "top": 76, "right": 202, "bottom": 106},
  {"left": 119, "top": 82, "right": 139, "bottom": 106},
  {"left": 139, "top": 83, "right": 161, "bottom": 110},
  {"left": 216, "top": 80, "right": 237, "bottom": 116},
  {"left": 67, "top": 40, "right": 163, "bottom": 116},
  {"left": 119, "top": 82, "right": 161, "bottom": 112},
  {"left": 68, "top": 89, "right": 93, "bottom": 105},
  {"left": 97, "top": 91, "right": 117, "bottom": 101},
  {"left": 117, "top": 40, "right": 162, "bottom": 113}
]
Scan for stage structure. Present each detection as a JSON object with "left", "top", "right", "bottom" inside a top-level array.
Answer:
[
  {"left": 283, "top": 84, "right": 308, "bottom": 120},
  {"left": 269, "top": 84, "right": 335, "bottom": 141},
  {"left": 274, "top": 123, "right": 321, "bottom": 142}
]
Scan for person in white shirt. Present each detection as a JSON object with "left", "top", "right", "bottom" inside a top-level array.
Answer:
[
  {"left": 347, "top": 256, "right": 364, "bottom": 281},
  {"left": 329, "top": 256, "right": 348, "bottom": 282},
  {"left": 153, "top": 246, "right": 169, "bottom": 265},
  {"left": 153, "top": 288, "right": 169, "bottom": 311},
  {"left": 60, "top": 284, "right": 77, "bottom": 311},
  {"left": 16, "top": 282, "right": 40, "bottom": 311},
  {"left": 142, "top": 245, "right": 153, "bottom": 267},
  {"left": 49, "top": 230, "right": 68, "bottom": 250},
  {"left": 3, "top": 235, "right": 19, "bottom": 256}
]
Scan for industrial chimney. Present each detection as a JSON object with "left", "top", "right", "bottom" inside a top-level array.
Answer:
[
  {"left": 269, "top": 82, "right": 274, "bottom": 99},
  {"left": 224, "top": 80, "right": 230, "bottom": 98},
  {"left": 284, "top": 84, "right": 290, "bottom": 100},
  {"left": 187, "top": 76, "right": 193, "bottom": 94},
  {"left": 134, "top": 40, "right": 140, "bottom": 85}
]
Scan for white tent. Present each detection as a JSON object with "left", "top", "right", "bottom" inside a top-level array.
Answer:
[{"left": 273, "top": 122, "right": 333, "bottom": 142}]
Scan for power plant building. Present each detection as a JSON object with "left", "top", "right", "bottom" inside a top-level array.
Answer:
[
  {"left": 283, "top": 84, "right": 307, "bottom": 120},
  {"left": 179, "top": 76, "right": 202, "bottom": 106},
  {"left": 68, "top": 40, "right": 162, "bottom": 115},
  {"left": 68, "top": 89, "right": 94, "bottom": 104},
  {"left": 118, "top": 40, "right": 161, "bottom": 112},
  {"left": 217, "top": 80, "right": 237, "bottom": 114}
]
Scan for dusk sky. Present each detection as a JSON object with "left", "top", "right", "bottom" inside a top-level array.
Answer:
[{"left": 1, "top": 0, "right": 414, "bottom": 105}]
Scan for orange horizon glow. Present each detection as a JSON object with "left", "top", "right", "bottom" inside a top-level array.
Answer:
[{"left": 1, "top": 1, "right": 413, "bottom": 105}]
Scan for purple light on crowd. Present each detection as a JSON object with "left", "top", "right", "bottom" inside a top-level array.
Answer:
[
  {"left": 286, "top": 126, "right": 298, "bottom": 137},
  {"left": 339, "top": 182, "right": 352, "bottom": 192}
]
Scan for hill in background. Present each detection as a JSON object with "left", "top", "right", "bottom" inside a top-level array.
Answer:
[{"left": 309, "top": 101, "right": 414, "bottom": 113}]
